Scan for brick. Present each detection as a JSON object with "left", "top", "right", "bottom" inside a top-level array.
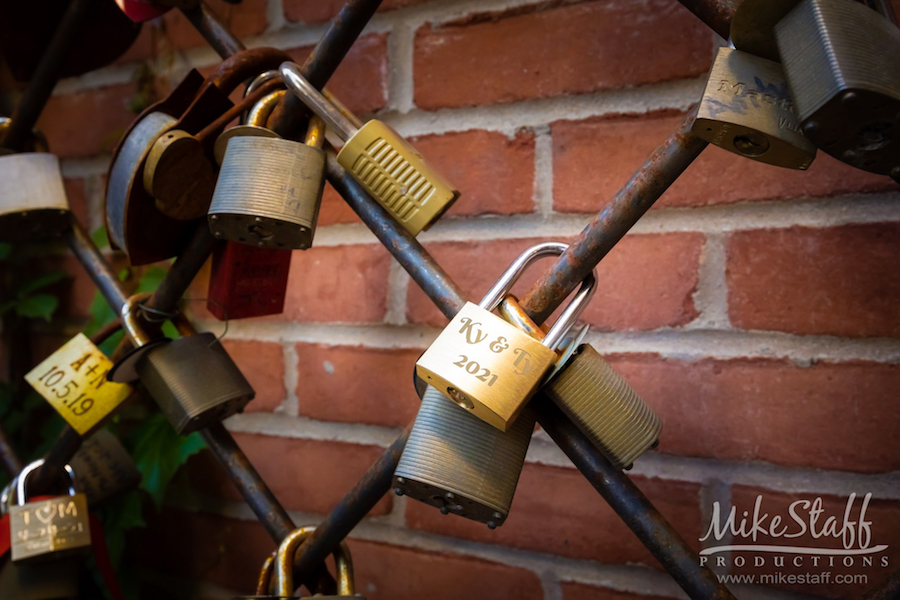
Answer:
[
  {"left": 608, "top": 355, "right": 900, "bottom": 473},
  {"left": 720, "top": 486, "right": 900, "bottom": 599},
  {"left": 413, "top": 0, "right": 712, "bottom": 110},
  {"left": 349, "top": 539, "right": 544, "bottom": 600},
  {"left": 63, "top": 178, "right": 90, "bottom": 227},
  {"left": 221, "top": 340, "right": 286, "bottom": 412},
  {"left": 37, "top": 83, "right": 139, "bottom": 158},
  {"left": 726, "top": 224, "right": 900, "bottom": 338},
  {"left": 318, "top": 128, "right": 537, "bottom": 226},
  {"left": 285, "top": 0, "right": 426, "bottom": 24},
  {"left": 186, "top": 433, "right": 393, "bottom": 516},
  {"left": 295, "top": 343, "right": 423, "bottom": 427},
  {"left": 139, "top": 509, "right": 274, "bottom": 593},
  {"left": 284, "top": 244, "right": 391, "bottom": 323},
  {"left": 406, "top": 464, "right": 702, "bottom": 566},
  {"left": 561, "top": 583, "right": 678, "bottom": 600},
  {"left": 286, "top": 34, "right": 388, "bottom": 117},
  {"left": 157, "top": 0, "right": 268, "bottom": 52},
  {"left": 283, "top": 244, "right": 391, "bottom": 324},
  {"left": 552, "top": 113, "right": 893, "bottom": 212},
  {"left": 406, "top": 234, "right": 702, "bottom": 331}
]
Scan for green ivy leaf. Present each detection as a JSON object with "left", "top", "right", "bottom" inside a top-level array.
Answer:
[
  {"left": 16, "top": 270, "right": 67, "bottom": 298},
  {"left": 0, "top": 243, "right": 11, "bottom": 260},
  {"left": 136, "top": 266, "right": 168, "bottom": 295},
  {"left": 91, "top": 226, "right": 109, "bottom": 251},
  {"left": 99, "top": 489, "right": 146, "bottom": 570},
  {"left": 130, "top": 414, "right": 206, "bottom": 509},
  {"left": 15, "top": 293, "right": 58, "bottom": 321}
]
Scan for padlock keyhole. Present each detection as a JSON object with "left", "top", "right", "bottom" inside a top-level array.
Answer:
[{"left": 446, "top": 387, "right": 475, "bottom": 410}]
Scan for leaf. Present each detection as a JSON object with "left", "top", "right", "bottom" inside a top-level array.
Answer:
[
  {"left": 15, "top": 293, "right": 58, "bottom": 321},
  {"left": 130, "top": 414, "right": 206, "bottom": 509},
  {"left": 0, "top": 243, "right": 11, "bottom": 260},
  {"left": 91, "top": 226, "right": 109, "bottom": 251},
  {"left": 136, "top": 266, "right": 168, "bottom": 295},
  {"left": 99, "top": 489, "right": 146, "bottom": 570},
  {"left": 16, "top": 270, "right": 67, "bottom": 298},
  {"left": 85, "top": 289, "right": 118, "bottom": 337}
]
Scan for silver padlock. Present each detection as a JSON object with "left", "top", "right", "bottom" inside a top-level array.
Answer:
[{"left": 0, "top": 152, "right": 70, "bottom": 240}]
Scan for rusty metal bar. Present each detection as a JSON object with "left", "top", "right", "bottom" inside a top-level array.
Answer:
[
  {"left": 676, "top": 0, "right": 742, "bottom": 39},
  {"left": 0, "top": 0, "right": 94, "bottom": 151},
  {"left": 266, "top": 0, "right": 384, "bottom": 139},
  {"left": 519, "top": 107, "right": 707, "bottom": 323},
  {"left": 180, "top": 0, "right": 246, "bottom": 59},
  {"left": 859, "top": 569, "right": 900, "bottom": 599},
  {"left": 65, "top": 221, "right": 128, "bottom": 311},
  {"left": 535, "top": 396, "right": 736, "bottom": 599},
  {"left": 89, "top": 318, "right": 122, "bottom": 346}
]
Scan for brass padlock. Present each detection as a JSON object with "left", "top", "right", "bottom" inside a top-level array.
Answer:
[
  {"left": 537, "top": 321, "right": 662, "bottom": 470},
  {"left": 0, "top": 152, "right": 71, "bottom": 241},
  {"left": 108, "top": 294, "right": 255, "bottom": 434},
  {"left": 415, "top": 242, "right": 596, "bottom": 432},
  {"left": 209, "top": 107, "right": 327, "bottom": 250},
  {"left": 776, "top": 0, "right": 900, "bottom": 178},
  {"left": 0, "top": 557, "right": 79, "bottom": 600},
  {"left": 280, "top": 62, "right": 459, "bottom": 236},
  {"left": 692, "top": 47, "right": 816, "bottom": 170},
  {"left": 213, "top": 88, "right": 284, "bottom": 166},
  {"left": 235, "top": 526, "right": 362, "bottom": 598},
  {"left": 9, "top": 460, "right": 91, "bottom": 564},
  {"left": 69, "top": 429, "right": 141, "bottom": 506}
]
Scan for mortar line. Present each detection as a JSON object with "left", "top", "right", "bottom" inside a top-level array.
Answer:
[
  {"left": 281, "top": 341, "right": 299, "bottom": 416},
  {"left": 686, "top": 232, "right": 730, "bottom": 330},
  {"left": 385, "top": 22, "right": 415, "bottom": 113},
  {"left": 384, "top": 261, "right": 411, "bottom": 326},
  {"left": 265, "top": 0, "right": 286, "bottom": 34},
  {"left": 532, "top": 124, "right": 555, "bottom": 218}
]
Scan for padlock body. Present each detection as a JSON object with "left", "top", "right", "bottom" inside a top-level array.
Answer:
[
  {"left": 776, "top": 0, "right": 900, "bottom": 176},
  {"left": 0, "top": 153, "right": 70, "bottom": 240},
  {"left": 394, "top": 386, "right": 534, "bottom": 527},
  {"left": 692, "top": 48, "right": 816, "bottom": 170},
  {"left": 9, "top": 494, "right": 91, "bottom": 563},
  {"left": 137, "top": 333, "right": 255, "bottom": 434},
  {"left": 209, "top": 136, "right": 326, "bottom": 250},
  {"left": 415, "top": 302, "right": 556, "bottom": 431},
  {"left": 545, "top": 345, "right": 662, "bottom": 469},
  {"left": 338, "top": 120, "right": 459, "bottom": 236},
  {"left": 70, "top": 429, "right": 141, "bottom": 506},
  {"left": 207, "top": 242, "right": 291, "bottom": 320}
]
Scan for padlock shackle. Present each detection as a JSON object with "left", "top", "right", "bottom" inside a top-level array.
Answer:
[
  {"left": 305, "top": 116, "right": 327, "bottom": 150},
  {"left": 120, "top": 293, "right": 155, "bottom": 348},
  {"left": 245, "top": 70, "right": 280, "bottom": 99},
  {"left": 273, "top": 525, "right": 355, "bottom": 596},
  {"left": 279, "top": 62, "right": 359, "bottom": 140},
  {"left": 246, "top": 90, "right": 286, "bottom": 128},
  {"left": 480, "top": 242, "right": 597, "bottom": 350},
  {"left": 15, "top": 459, "right": 76, "bottom": 506}
]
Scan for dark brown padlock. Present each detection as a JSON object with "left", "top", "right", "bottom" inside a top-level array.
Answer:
[
  {"left": 108, "top": 294, "right": 255, "bottom": 434},
  {"left": 69, "top": 429, "right": 141, "bottom": 506}
]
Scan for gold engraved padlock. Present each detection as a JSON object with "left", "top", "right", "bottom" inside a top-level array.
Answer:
[
  {"left": 538, "top": 323, "right": 662, "bottom": 470},
  {"left": 692, "top": 47, "right": 816, "bottom": 170},
  {"left": 415, "top": 242, "right": 596, "bottom": 432},
  {"left": 0, "top": 150, "right": 71, "bottom": 241},
  {"left": 209, "top": 99, "right": 327, "bottom": 250},
  {"left": 280, "top": 61, "right": 459, "bottom": 236},
  {"left": 9, "top": 460, "right": 91, "bottom": 564}
]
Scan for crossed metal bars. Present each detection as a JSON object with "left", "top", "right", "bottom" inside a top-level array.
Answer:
[{"left": 1, "top": 0, "right": 897, "bottom": 597}]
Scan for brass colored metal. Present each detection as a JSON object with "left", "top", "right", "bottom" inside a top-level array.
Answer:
[
  {"left": 393, "top": 386, "right": 535, "bottom": 529},
  {"left": 69, "top": 430, "right": 141, "bottom": 506},
  {"left": 280, "top": 62, "right": 459, "bottom": 235},
  {"left": 0, "top": 153, "right": 71, "bottom": 241},
  {"left": 209, "top": 115, "right": 326, "bottom": 250},
  {"left": 213, "top": 89, "right": 286, "bottom": 165},
  {"left": 692, "top": 47, "right": 816, "bottom": 170},
  {"left": 108, "top": 293, "right": 169, "bottom": 383},
  {"left": 9, "top": 461, "right": 91, "bottom": 564},
  {"left": 247, "top": 89, "right": 286, "bottom": 127},
  {"left": 144, "top": 129, "right": 217, "bottom": 220},
  {"left": 237, "top": 526, "right": 359, "bottom": 598},
  {"left": 337, "top": 120, "right": 459, "bottom": 235},
  {"left": 0, "top": 117, "right": 49, "bottom": 155},
  {"left": 730, "top": 0, "right": 802, "bottom": 62},
  {"left": 544, "top": 344, "right": 662, "bottom": 470},
  {"left": 498, "top": 295, "right": 547, "bottom": 338},
  {"left": 776, "top": 0, "right": 900, "bottom": 176},
  {"left": 415, "top": 242, "right": 596, "bottom": 431}
]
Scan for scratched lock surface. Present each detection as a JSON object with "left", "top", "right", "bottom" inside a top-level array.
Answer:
[{"left": 9, "top": 494, "right": 91, "bottom": 563}]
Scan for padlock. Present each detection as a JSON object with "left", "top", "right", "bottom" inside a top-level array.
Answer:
[
  {"left": 235, "top": 526, "right": 362, "bottom": 599},
  {"left": 0, "top": 152, "right": 71, "bottom": 241},
  {"left": 280, "top": 61, "right": 459, "bottom": 236},
  {"left": 206, "top": 240, "right": 292, "bottom": 320},
  {"left": 0, "top": 557, "right": 80, "bottom": 600},
  {"left": 214, "top": 89, "right": 285, "bottom": 166},
  {"left": 108, "top": 294, "right": 255, "bottom": 434},
  {"left": 415, "top": 242, "right": 596, "bottom": 432},
  {"left": 776, "top": 0, "right": 900, "bottom": 178},
  {"left": 730, "top": 0, "right": 802, "bottom": 62},
  {"left": 209, "top": 112, "right": 327, "bottom": 250},
  {"left": 8, "top": 460, "right": 91, "bottom": 564},
  {"left": 692, "top": 47, "right": 817, "bottom": 170},
  {"left": 69, "top": 429, "right": 141, "bottom": 506}
]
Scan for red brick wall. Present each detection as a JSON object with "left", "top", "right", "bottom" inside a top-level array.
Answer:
[{"left": 38, "top": 1, "right": 900, "bottom": 599}]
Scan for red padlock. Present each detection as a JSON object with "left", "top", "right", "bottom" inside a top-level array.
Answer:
[
  {"left": 207, "top": 242, "right": 292, "bottom": 320},
  {"left": 115, "top": 0, "right": 171, "bottom": 22}
]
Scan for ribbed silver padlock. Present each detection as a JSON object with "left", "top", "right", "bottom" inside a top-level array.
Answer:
[
  {"left": 108, "top": 294, "right": 255, "bottom": 434},
  {"left": 776, "top": 0, "right": 900, "bottom": 177},
  {"left": 394, "top": 384, "right": 535, "bottom": 529},
  {"left": 0, "top": 152, "right": 70, "bottom": 241},
  {"left": 208, "top": 108, "right": 327, "bottom": 250}
]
